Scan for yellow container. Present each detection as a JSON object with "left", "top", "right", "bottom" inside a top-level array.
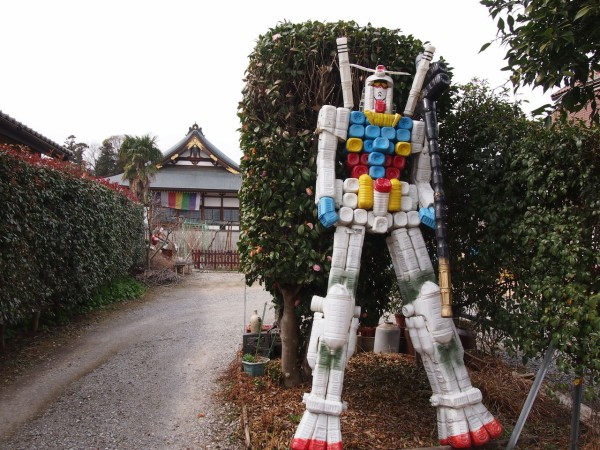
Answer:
[
  {"left": 388, "top": 178, "right": 401, "bottom": 212},
  {"left": 346, "top": 137, "right": 363, "bottom": 153},
  {"left": 395, "top": 142, "right": 411, "bottom": 156},
  {"left": 357, "top": 174, "right": 374, "bottom": 209}
]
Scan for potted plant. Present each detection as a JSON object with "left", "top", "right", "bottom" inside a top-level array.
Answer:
[
  {"left": 383, "top": 289, "right": 413, "bottom": 355},
  {"left": 242, "top": 303, "right": 270, "bottom": 377}
]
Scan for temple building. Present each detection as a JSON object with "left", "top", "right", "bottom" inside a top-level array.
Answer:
[{"left": 107, "top": 123, "right": 242, "bottom": 252}]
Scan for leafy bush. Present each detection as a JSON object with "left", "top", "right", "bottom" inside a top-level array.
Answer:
[
  {"left": 441, "top": 81, "right": 600, "bottom": 380},
  {"left": 80, "top": 275, "right": 146, "bottom": 312},
  {"left": 0, "top": 145, "right": 145, "bottom": 328}
]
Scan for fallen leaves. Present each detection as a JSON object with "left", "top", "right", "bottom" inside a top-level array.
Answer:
[{"left": 217, "top": 350, "right": 599, "bottom": 449}]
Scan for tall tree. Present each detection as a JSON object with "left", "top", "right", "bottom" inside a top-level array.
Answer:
[
  {"left": 238, "top": 21, "right": 442, "bottom": 387},
  {"left": 95, "top": 135, "right": 124, "bottom": 177},
  {"left": 481, "top": 0, "right": 600, "bottom": 122},
  {"left": 64, "top": 135, "right": 89, "bottom": 167},
  {"left": 118, "top": 134, "right": 162, "bottom": 204},
  {"left": 441, "top": 80, "right": 600, "bottom": 380}
]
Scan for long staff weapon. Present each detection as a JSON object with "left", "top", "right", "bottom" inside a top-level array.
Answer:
[{"left": 421, "top": 65, "right": 452, "bottom": 317}]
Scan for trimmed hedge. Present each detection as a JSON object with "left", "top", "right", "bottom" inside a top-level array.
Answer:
[{"left": 0, "top": 145, "right": 145, "bottom": 326}]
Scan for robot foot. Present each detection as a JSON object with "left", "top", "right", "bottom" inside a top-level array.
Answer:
[
  {"left": 438, "top": 404, "right": 502, "bottom": 448},
  {"left": 291, "top": 439, "right": 342, "bottom": 450},
  {"left": 291, "top": 411, "right": 343, "bottom": 450}
]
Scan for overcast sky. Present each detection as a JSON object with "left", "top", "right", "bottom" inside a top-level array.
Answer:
[{"left": 1, "top": 0, "right": 552, "bottom": 164}]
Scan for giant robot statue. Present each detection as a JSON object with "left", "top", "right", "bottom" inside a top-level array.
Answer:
[{"left": 291, "top": 37, "right": 502, "bottom": 449}]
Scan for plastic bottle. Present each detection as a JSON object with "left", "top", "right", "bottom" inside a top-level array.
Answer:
[
  {"left": 357, "top": 174, "right": 374, "bottom": 209},
  {"left": 250, "top": 310, "right": 262, "bottom": 334}
]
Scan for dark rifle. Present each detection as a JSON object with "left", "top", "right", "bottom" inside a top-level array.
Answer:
[{"left": 420, "top": 63, "right": 452, "bottom": 318}]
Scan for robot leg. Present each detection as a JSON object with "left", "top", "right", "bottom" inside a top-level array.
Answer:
[
  {"left": 404, "top": 281, "right": 502, "bottom": 448},
  {"left": 328, "top": 225, "right": 366, "bottom": 297},
  {"left": 292, "top": 340, "right": 348, "bottom": 450},
  {"left": 293, "top": 227, "right": 365, "bottom": 449},
  {"left": 386, "top": 225, "right": 436, "bottom": 303},
  {"left": 388, "top": 226, "right": 501, "bottom": 447}
]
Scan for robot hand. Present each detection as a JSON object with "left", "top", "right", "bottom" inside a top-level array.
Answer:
[
  {"left": 422, "top": 61, "right": 450, "bottom": 103},
  {"left": 403, "top": 282, "right": 502, "bottom": 448},
  {"left": 419, "top": 206, "right": 435, "bottom": 229},
  {"left": 317, "top": 196, "right": 339, "bottom": 228}
]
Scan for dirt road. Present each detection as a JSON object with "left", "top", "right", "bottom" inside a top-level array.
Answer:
[{"left": 0, "top": 271, "right": 273, "bottom": 449}]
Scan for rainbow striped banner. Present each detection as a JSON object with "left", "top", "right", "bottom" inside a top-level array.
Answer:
[{"left": 159, "top": 191, "right": 201, "bottom": 210}]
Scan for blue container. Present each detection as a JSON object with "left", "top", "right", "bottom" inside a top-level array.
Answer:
[
  {"left": 365, "top": 125, "right": 380, "bottom": 139},
  {"left": 381, "top": 126, "right": 396, "bottom": 140},
  {"left": 373, "top": 137, "right": 390, "bottom": 152},
  {"left": 350, "top": 111, "right": 366, "bottom": 125},
  {"left": 368, "top": 152, "right": 386, "bottom": 166},
  {"left": 369, "top": 165, "right": 386, "bottom": 179},
  {"left": 349, "top": 124, "right": 365, "bottom": 138},
  {"left": 318, "top": 197, "right": 338, "bottom": 227},
  {"left": 388, "top": 141, "right": 396, "bottom": 155},
  {"left": 397, "top": 116, "right": 413, "bottom": 130},
  {"left": 396, "top": 129, "right": 411, "bottom": 142},
  {"left": 363, "top": 139, "right": 374, "bottom": 153}
]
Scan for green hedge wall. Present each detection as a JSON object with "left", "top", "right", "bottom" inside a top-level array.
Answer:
[{"left": 0, "top": 146, "right": 145, "bottom": 326}]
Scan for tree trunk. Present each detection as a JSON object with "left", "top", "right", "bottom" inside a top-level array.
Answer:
[
  {"left": 279, "top": 284, "right": 302, "bottom": 387},
  {"left": 31, "top": 310, "right": 40, "bottom": 333}
]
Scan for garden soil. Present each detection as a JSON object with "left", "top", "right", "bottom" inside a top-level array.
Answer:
[{"left": 0, "top": 271, "right": 273, "bottom": 449}]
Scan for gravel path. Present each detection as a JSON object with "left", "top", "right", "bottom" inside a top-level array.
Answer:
[{"left": 0, "top": 271, "right": 273, "bottom": 450}]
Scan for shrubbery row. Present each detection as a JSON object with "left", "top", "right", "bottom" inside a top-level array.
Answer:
[{"left": 0, "top": 145, "right": 145, "bottom": 329}]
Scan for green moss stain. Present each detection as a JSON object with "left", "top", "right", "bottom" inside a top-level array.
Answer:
[
  {"left": 438, "top": 338, "right": 461, "bottom": 366},
  {"left": 399, "top": 271, "right": 437, "bottom": 304}
]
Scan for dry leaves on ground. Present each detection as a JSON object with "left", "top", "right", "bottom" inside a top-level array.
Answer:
[{"left": 218, "top": 351, "right": 599, "bottom": 450}]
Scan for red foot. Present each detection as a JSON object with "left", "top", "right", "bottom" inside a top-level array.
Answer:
[
  {"left": 484, "top": 418, "right": 503, "bottom": 439},
  {"left": 291, "top": 438, "right": 309, "bottom": 450},
  {"left": 308, "top": 439, "right": 327, "bottom": 450},
  {"left": 470, "top": 426, "right": 491, "bottom": 447},
  {"left": 291, "top": 439, "right": 342, "bottom": 450},
  {"left": 439, "top": 438, "right": 449, "bottom": 445},
  {"left": 448, "top": 432, "right": 472, "bottom": 449}
]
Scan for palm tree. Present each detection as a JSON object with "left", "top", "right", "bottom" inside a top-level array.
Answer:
[{"left": 119, "top": 134, "right": 163, "bottom": 204}]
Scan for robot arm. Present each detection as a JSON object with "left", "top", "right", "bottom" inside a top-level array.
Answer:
[
  {"left": 409, "top": 58, "right": 451, "bottom": 230},
  {"left": 314, "top": 39, "right": 356, "bottom": 228},
  {"left": 315, "top": 106, "right": 349, "bottom": 228},
  {"left": 336, "top": 37, "right": 354, "bottom": 109}
]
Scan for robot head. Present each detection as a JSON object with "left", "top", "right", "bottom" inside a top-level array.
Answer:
[{"left": 364, "top": 65, "right": 394, "bottom": 114}]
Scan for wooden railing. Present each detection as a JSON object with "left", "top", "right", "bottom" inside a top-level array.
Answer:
[{"left": 192, "top": 249, "right": 240, "bottom": 271}]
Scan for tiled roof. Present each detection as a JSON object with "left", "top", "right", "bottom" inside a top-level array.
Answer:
[
  {"left": 106, "top": 124, "right": 242, "bottom": 193},
  {"left": 550, "top": 72, "right": 600, "bottom": 124},
  {"left": 161, "top": 123, "right": 240, "bottom": 172},
  {"left": 0, "top": 110, "right": 71, "bottom": 160},
  {"left": 106, "top": 165, "right": 241, "bottom": 192}
]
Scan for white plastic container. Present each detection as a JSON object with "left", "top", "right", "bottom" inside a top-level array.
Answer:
[
  {"left": 250, "top": 310, "right": 262, "bottom": 334},
  {"left": 373, "top": 321, "right": 401, "bottom": 353}
]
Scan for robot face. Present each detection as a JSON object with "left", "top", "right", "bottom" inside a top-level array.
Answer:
[
  {"left": 365, "top": 66, "right": 394, "bottom": 113},
  {"left": 372, "top": 81, "right": 388, "bottom": 100}
]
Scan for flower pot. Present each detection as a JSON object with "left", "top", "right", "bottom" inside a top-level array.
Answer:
[
  {"left": 356, "top": 336, "right": 375, "bottom": 353},
  {"left": 457, "top": 327, "right": 476, "bottom": 350},
  {"left": 358, "top": 326, "right": 376, "bottom": 337},
  {"left": 242, "top": 357, "right": 269, "bottom": 377},
  {"left": 394, "top": 313, "right": 406, "bottom": 328}
]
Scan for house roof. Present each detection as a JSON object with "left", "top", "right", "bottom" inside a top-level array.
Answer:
[
  {"left": 0, "top": 110, "right": 72, "bottom": 160},
  {"left": 551, "top": 72, "right": 600, "bottom": 102},
  {"left": 106, "top": 123, "right": 241, "bottom": 193},
  {"left": 107, "top": 165, "right": 241, "bottom": 192},
  {"left": 160, "top": 123, "right": 240, "bottom": 173}
]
